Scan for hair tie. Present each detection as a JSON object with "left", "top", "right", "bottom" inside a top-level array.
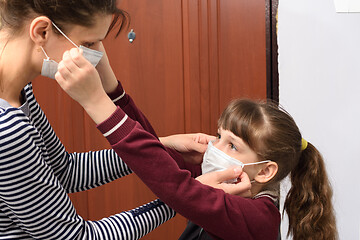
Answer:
[{"left": 301, "top": 138, "right": 308, "bottom": 151}]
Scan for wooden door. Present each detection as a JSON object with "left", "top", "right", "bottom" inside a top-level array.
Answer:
[{"left": 32, "top": 0, "right": 269, "bottom": 239}]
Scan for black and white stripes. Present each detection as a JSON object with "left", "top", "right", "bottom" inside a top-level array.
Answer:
[{"left": 0, "top": 84, "right": 175, "bottom": 239}]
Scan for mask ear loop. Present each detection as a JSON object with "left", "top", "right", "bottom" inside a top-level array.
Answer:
[
  {"left": 51, "top": 22, "right": 79, "bottom": 49},
  {"left": 40, "top": 47, "right": 50, "bottom": 60},
  {"left": 243, "top": 160, "right": 271, "bottom": 167},
  {"left": 243, "top": 160, "right": 272, "bottom": 184}
]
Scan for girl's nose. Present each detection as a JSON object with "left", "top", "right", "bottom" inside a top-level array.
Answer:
[{"left": 213, "top": 139, "right": 225, "bottom": 151}]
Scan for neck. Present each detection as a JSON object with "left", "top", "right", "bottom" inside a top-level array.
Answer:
[
  {"left": 0, "top": 33, "right": 37, "bottom": 107},
  {"left": 250, "top": 182, "right": 279, "bottom": 198},
  {"left": 250, "top": 183, "right": 265, "bottom": 197}
]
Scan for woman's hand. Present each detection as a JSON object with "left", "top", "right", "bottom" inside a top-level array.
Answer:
[
  {"left": 160, "top": 133, "right": 216, "bottom": 164},
  {"left": 55, "top": 47, "right": 116, "bottom": 124},
  {"left": 196, "top": 167, "right": 252, "bottom": 197}
]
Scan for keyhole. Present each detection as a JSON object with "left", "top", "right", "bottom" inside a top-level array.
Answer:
[{"left": 128, "top": 29, "right": 136, "bottom": 43}]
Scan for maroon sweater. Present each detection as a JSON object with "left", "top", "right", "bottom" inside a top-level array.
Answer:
[{"left": 97, "top": 82, "right": 281, "bottom": 240}]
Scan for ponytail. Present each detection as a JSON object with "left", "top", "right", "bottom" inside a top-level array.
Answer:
[{"left": 284, "top": 143, "right": 337, "bottom": 240}]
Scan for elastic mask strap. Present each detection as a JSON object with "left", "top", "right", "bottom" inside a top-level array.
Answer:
[
  {"left": 243, "top": 160, "right": 271, "bottom": 167},
  {"left": 40, "top": 46, "right": 50, "bottom": 60},
  {"left": 246, "top": 160, "right": 272, "bottom": 184},
  {"left": 51, "top": 22, "right": 79, "bottom": 48}
]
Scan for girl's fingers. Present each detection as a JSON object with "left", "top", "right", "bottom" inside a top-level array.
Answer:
[
  {"left": 54, "top": 70, "right": 66, "bottom": 86},
  {"left": 238, "top": 171, "right": 251, "bottom": 184},
  {"left": 69, "top": 47, "right": 87, "bottom": 68},
  {"left": 199, "top": 133, "right": 216, "bottom": 144},
  {"left": 191, "top": 141, "right": 208, "bottom": 153},
  {"left": 61, "top": 50, "right": 76, "bottom": 73},
  {"left": 57, "top": 60, "right": 72, "bottom": 80},
  {"left": 216, "top": 166, "right": 243, "bottom": 183},
  {"left": 59, "top": 48, "right": 94, "bottom": 81}
]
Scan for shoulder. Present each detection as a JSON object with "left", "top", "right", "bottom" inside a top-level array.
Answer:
[
  {"left": 0, "top": 83, "right": 34, "bottom": 118},
  {"left": 253, "top": 191, "right": 279, "bottom": 206},
  {"left": 0, "top": 85, "right": 34, "bottom": 137},
  {"left": 0, "top": 95, "right": 13, "bottom": 113},
  {"left": 0, "top": 100, "right": 25, "bottom": 122}
]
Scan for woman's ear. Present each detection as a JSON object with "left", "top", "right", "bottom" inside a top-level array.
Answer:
[
  {"left": 254, "top": 162, "right": 278, "bottom": 184},
  {"left": 29, "top": 16, "right": 52, "bottom": 46}
]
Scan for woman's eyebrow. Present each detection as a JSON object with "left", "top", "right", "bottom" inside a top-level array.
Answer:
[{"left": 84, "top": 37, "right": 105, "bottom": 43}]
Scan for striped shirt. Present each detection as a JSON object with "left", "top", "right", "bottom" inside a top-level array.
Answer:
[{"left": 0, "top": 83, "right": 175, "bottom": 239}]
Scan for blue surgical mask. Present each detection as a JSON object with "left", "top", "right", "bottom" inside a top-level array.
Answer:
[
  {"left": 201, "top": 141, "right": 271, "bottom": 183},
  {"left": 40, "top": 22, "right": 104, "bottom": 79}
]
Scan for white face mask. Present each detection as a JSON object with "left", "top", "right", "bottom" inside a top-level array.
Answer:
[
  {"left": 40, "top": 22, "right": 104, "bottom": 79},
  {"left": 201, "top": 141, "right": 270, "bottom": 183}
]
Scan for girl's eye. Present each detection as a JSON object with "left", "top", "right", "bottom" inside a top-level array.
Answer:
[
  {"left": 230, "top": 143, "right": 237, "bottom": 150},
  {"left": 217, "top": 134, "right": 221, "bottom": 139}
]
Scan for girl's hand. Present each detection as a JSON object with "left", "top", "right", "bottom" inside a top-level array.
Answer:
[
  {"left": 196, "top": 167, "right": 252, "bottom": 197},
  {"left": 95, "top": 42, "right": 119, "bottom": 93},
  {"left": 56, "top": 48, "right": 103, "bottom": 106},
  {"left": 160, "top": 133, "right": 216, "bottom": 164},
  {"left": 55, "top": 47, "right": 116, "bottom": 124}
]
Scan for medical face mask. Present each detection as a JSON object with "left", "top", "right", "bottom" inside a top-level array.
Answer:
[
  {"left": 40, "top": 22, "right": 104, "bottom": 79},
  {"left": 201, "top": 141, "right": 270, "bottom": 183}
]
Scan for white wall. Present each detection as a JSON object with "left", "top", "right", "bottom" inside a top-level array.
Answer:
[{"left": 278, "top": 0, "right": 360, "bottom": 239}]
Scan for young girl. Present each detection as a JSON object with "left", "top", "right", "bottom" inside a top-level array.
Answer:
[
  {"left": 100, "top": 96, "right": 338, "bottom": 240},
  {"left": 179, "top": 99, "right": 338, "bottom": 240},
  {"left": 54, "top": 39, "right": 337, "bottom": 239},
  {"left": 104, "top": 81, "right": 340, "bottom": 239}
]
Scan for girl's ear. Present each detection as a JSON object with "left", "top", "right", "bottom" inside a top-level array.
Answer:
[
  {"left": 29, "top": 17, "right": 52, "bottom": 46},
  {"left": 254, "top": 162, "right": 278, "bottom": 184}
]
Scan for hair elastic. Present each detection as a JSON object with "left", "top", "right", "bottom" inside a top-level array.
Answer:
[{"left": 301, "top": 138, "right": 308, "bottom": 151}]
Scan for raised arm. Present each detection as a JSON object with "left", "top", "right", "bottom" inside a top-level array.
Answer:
[
  {"left": 94, "top": 44, "right": 208, "bottom": 173},
  {"left": 95, "top": 43, "right": 159, "bottom": 138}
]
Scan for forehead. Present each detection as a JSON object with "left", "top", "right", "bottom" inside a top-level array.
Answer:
[
  {"left": 219, "top": 128, "right": 245, "bottom": 143},
  {"left": 66, "top": 14, "right": 113, "bottom": 41}
]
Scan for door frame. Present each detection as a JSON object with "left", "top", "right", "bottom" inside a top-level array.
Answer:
[{"left": 266, "top": 0, "right": 279, "bottom": 102}]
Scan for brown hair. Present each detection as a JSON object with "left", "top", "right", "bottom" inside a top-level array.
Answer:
[
  {"left": 0, "top": 0, "right": 129, "bottom": 36},
  {"left": 218, "top": 99, "right": 337, "bottom": 240}
]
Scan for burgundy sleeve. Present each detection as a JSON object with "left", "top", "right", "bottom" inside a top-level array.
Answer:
[
  {"left": 107, "top": 81, "right": 201, "bottom": 176},
  {"left": 97, "top": 108, "right": 280, "bottom": 240},
  {"left": 165, "top": 147, "right": 202, "bottom": 178},
  {"left": 107, "top": 81, "right": 158, "bottom": 138}
]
